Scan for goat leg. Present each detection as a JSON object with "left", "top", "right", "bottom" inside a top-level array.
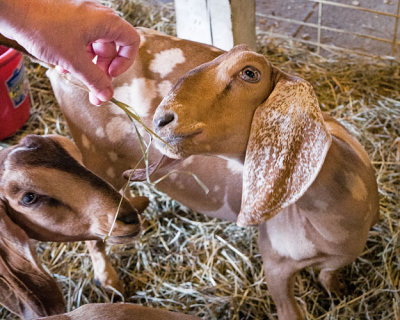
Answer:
[{"left": 86, "top": 240, "right": 124, "bottom": 294}]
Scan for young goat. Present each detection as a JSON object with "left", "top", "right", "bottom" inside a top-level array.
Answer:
[
  {"left": 153, "top": 45, "right": 379, "bottom": 319},
  {"left": 0, "top": 134, "right": 148, "bottom": 319},
  {"left": 46, "top": 28, "right": 378, "bottom": 319},
  {"left": 37, "top": 302, "right": 200, "bottom": 320}
]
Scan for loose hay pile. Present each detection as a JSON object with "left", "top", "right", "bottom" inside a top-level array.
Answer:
[{"left": 1, "top": 1, "right": 399, "bottom": 319}]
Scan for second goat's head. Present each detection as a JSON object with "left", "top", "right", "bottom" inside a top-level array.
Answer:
[
  {"left": 0, "top": 134, "right": 148, "bottom": 319},
  {"left": 0, "top": 134, "right": 147, "bottom": 243},
  {"left": 154, "top": 45, "right": 332, "bottom": 226},
  {"left": 0, "top": 135, "right": 148, "bottom": 243}
]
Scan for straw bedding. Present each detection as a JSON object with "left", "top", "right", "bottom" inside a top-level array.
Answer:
[{"left": 0, "top": 1, "right": 398, "bottom": 319}]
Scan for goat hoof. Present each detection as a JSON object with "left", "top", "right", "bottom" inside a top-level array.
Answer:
[
  {"left": 94, "top": 278, "right": 102, "bottom": 287},
  {"left": 93, "top": 274, "right": 125, "bottom": 296}
]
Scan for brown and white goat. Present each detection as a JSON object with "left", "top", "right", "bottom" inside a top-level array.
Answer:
[
  {"left": 0, "top": 134, "right": 148, "bottom": 319},
  {"left": 37, "top": 302, "right": 200, "bottom": 320},
  {"left": 152, "top": 46, "right": 380, "bottom": 319},
  {"left": 46, "top": 28, "right": 379, "bottom": 319}
]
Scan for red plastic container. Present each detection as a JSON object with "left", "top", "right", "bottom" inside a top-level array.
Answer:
[{"left": 0, "top": 45, "right": 30, "bottom": 140}]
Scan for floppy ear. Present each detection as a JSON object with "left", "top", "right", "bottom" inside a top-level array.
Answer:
[
  {"left": 237, "top": 71, "right": 332, "bottom": 226},
  {"left": 0, "top": 200, "right": 65, "bottom": 319}
]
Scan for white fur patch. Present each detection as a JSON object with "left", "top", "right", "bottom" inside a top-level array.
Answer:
[
  {"left": 266, "top": 205, "right": 317, "bottom": 260},
  {"left": 109, "top": 105, "right": 126, "bottom": 116},
  {"left": 114, "top": 78, "right": 157, "bottom": 118},
  {"left": 226, "top": 160, "right": 243, "bottom": 174},
  {"left": 81, "top": 134, "right": 90, "bottom": 149},
  {"left": 149, "top": 48, "right": 185, "bottom": 78},
  {"left": 105, "top": 117, "right": 133, "bottom": 144},
  {"left": 157, "top": 80, "right": 173, "bottom": 97},
  {"left": 95, "top": 127, "right": 105, "bottom": 138}
]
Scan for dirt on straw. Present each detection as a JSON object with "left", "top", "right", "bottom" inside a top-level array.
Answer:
[{"left": 0, "top": 0, "right": 399, "bottom": 319}]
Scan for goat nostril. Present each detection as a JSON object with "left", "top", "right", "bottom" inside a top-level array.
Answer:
[
  {"left": 117, "top": 212, "right": 140, "bottom": 225},
  {"left": 156, "top": 112, "right": 175, "bottom": 128}
]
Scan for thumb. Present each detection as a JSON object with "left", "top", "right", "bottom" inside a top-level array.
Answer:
[{"left": 69, "top": 56, "right": 114, "bottom": 102}]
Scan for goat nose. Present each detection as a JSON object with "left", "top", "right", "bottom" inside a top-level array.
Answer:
[
  {"left": 130, "top": 196, "right": 149, "bottom": 213},
  {"left": 155, "top": 112, "right": 175, "bottom": 128},
  {"left": 117, "top": 212, "right": 140, "bottom": 225},
  {"left": 117, "top": 196, "right": 149, "bottom": 225}
]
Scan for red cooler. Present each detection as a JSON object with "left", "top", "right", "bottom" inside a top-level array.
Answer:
[{"left": 0, "top": 45, "right": 30, "bottom": 140}]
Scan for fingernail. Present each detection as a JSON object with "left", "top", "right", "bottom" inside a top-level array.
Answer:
[
  {"left": 89, "top": 92, "right": 103, "bottom": 106},
  {"left": 55, "top": 65, "right": 68, "bottom": 74},
  {"left": 97, "top": 87, "right": 113, "bottom": 102}
]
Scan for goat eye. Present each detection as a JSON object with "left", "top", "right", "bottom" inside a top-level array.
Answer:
[
  {"left": 22, "top": 193, "right": 38, "bottom": 206},
  {"left": 240, "top": 66, "right": 260, "bottom": 83}
]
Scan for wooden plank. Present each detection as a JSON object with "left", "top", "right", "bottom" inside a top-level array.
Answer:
[
  {"left": 230, "top": 0, "right": 256, "bottom": 50},
  {"left": 174, "top": 0, "right": 256, "bottom": 50},
  {"left": 174, "top": 0, "right": 212, "bottom": 45},
  {"left": 208, "top": 0, "right": 234, "bottom": 50}
]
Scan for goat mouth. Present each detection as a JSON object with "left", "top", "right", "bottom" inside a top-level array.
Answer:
[
  {"left": 96, "top": 230, "right": 141, "bottom": 244},
  {"left": 161, "top": 128, "right": 203, "bottom": 145}
]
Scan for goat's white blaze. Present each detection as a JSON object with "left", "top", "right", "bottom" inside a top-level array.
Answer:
[
  {"left": 114, "top": 77, "right": 157, "bottom": 118},
  {"left": 266, "top": 205, "right": 317, "bottom": 261},
  {"left": 105, "top": 117, "right": 133, "bottom": 144},
  {"left": 149, "top": 48, "right": 185, "bottom": 78}
]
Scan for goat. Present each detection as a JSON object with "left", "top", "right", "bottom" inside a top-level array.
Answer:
[
  {"left": 152, "top": 45, "right": 380, "bottom": 319},
  {"left": 0, "top": 134, "right": 148, "bottom": 319},
  {"left": 46, "top": 28, "right": 378, "bottom": 319},
  {"left": 37, "top": 302, "right": 200, "bottom": 320}
]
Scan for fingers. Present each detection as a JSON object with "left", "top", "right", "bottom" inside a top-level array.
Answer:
[
  {"left": 84, "top": 23, "right": 140, "bottom": 104},
  {"left": 107, "top": 20, "right": 140, "bottom": 77},
  {"left": 63, "top": 6, "right": 140, "bottom": 105},
  {"left": 90, "top": 40, "right": 117, "bottom": 74},
  {"left": 69, "top": 53, "right": 114, "bottom": 105},
  {"left": 109, "top": 44, "right": 138, "bottom": 78}
]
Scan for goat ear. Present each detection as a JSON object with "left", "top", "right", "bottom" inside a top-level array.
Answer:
[
  {"left": 0, "top": 200, "right": 65, "bottom": 318},
  {"left": 237, "top": 72, "right": 332, "bottom": 226}
]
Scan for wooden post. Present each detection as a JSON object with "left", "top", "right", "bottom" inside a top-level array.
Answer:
[{"left": 174, "top": 0, "right": 256, "bottom": 51}]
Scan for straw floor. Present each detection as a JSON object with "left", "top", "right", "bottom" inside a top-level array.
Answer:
[{"left": 0, "top": 1, "right": 399, "bottom": 319}]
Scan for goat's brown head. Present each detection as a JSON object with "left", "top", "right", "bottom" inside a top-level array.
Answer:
[
  {"left": 153, "top": 45, "right": 275, "bottom": 160},
  {"left": 0, "top": 135, "right": 147, "bottom": 243},
  {"left": 154, "top": 45, "right": 331, "bottom": 226},
  {"left": 0, "top": 134, "right": 148, "bottom": 319}
]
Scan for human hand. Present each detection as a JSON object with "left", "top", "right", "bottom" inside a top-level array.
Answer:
[{"left": 0, "top": 0, "right": 140, "bottom": 105}]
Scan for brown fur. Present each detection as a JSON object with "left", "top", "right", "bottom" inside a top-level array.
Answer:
[
  {"left": 0, "top": 135, "right": 148, "bottom": 319},
  {"left": 37, "top": 303, "right": 200, "bottom": 320}
]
